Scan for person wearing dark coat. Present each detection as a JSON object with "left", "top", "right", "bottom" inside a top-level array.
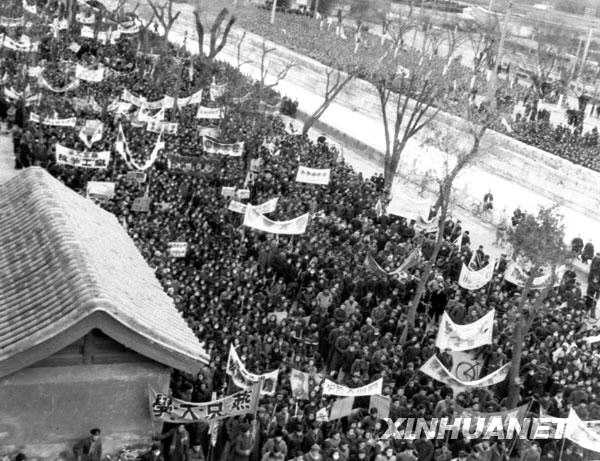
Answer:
[
  {"left": 142, "top": 443, "right": 165, "bottom": 461},
  {"left": 583, "top": 241, "right": 595, "bottom": 264},
  {"left": 73, "top": 428, "right": 102, "bottom": 461}
]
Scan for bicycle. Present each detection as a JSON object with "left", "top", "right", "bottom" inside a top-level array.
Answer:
[{"left": 471, "top": 201, "right": 494, "bottom": 224}]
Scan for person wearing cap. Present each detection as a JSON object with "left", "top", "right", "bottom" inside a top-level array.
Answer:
[
  {"left": 142, "top": 442, "right": 164, "bottom": 461},
  {"left": 262, "top": 428, "right": 288, "bottom": 459},
  {"left": 186, "top": 440, "right": 204, "bottom": 461},
  {"left": 73, "top": 428, "right": 102, "bottom": 461},
  {"left": 451, "top": 450, "right": 468, "bottom": 461}
]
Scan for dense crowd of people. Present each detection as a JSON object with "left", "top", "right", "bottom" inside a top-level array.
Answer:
[{"left": 4, "top": 1, "right": 600, "bottom": 461}]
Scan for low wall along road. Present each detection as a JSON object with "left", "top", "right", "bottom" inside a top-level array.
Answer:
[{"left": 107, "top": 0, "right": 600, "bottom": 240}]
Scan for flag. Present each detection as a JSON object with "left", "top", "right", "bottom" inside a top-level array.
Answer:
[{"left": 458, "top": 262, "right": 495, "bottom": 291}]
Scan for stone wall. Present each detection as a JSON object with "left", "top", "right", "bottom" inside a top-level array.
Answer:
[{"left": 0, "top": 362, "right": 169, "bottom": 460}]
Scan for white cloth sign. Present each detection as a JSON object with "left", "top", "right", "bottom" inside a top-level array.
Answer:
[
  {"left": 56, "top": 144, "right": 110, "bottom": 169},
  {"left": 30, "top": 113, "right": 77, "bottom": 127},
  {"left": 147, "top": 120, "right": 178, "bottom": 135},
  {"left": 27, "top": 66, "right": 43, "bottom": 78},
  {"left": 76, "top": 13, "right": 96, "bottom": 24},
  {"left": 196, "top": 106, "right": 223, "bottom": 120},
  {"left": 458, "top": 262, "right": 495, "bottom": 290},
  {"left": 565, "top": 409, "right": 600, "bottom": 452},
  {"left": 226, "top": 346, "right": 279, "bottom": 396},
  {"left": 80, "top": 26, "right": 95, "bottom": 39},
  {"left": 38, "top": 76, "right": 80, "bottom": 93},
  {"left": 322, "top": 378, "right": 383, "bottom": 397},
  {"left": 86, "top": 181, "right": 115, "bottom": 200},
  {"left": 209, "top": 82, "right": 226, "bottom": 100},
  {"left": 243, "top": 207, "right": 309, "bottom": 235},
  {"left": 1, "top": 34, "right": 38, "bottom": 51},
  {"left": 0, "top": 17, "right": 24, "bottom": 27},
  {"left": 168, "top": 242, "right": 188, "bottom": 258},
  {"left": 75, "top": 64, "right": 104, "bottom": 82},
  {"left": 228, "top": 198, "right": 278, "bottom": 215},
  {"left": 202, "top": 137, "right": 243, "bottom": 157},
  {"left": 296, "top": 166, "right": 331, "bottom": 185},
  {"left": 436, "top": 311, "right": 494, "bottom": 352},
  {"left": 115, "top": 123, "right": 164, "bottom": 171},
  {"left": 420, "top": 355, "right": 510, "bottom": 390},
  {"left": 78, "top": 120, "right": 103, "bottom": 148},
  {"left": 504, "top": 262, "right": 554, "bottom": 289}
]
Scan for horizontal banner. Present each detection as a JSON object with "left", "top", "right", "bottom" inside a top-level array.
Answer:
[
  {"left": 30, "top": 113, "right": 77, "bottom": 127},
  {"left": 56, "top": 144, "right": 110, "bottom": 169},
  {"left": 202, "top": 137, "right": 243, "bottom": 157},
  {"left": 296, "top": 166, "right": 330, "bottom": 185},
  {"left": 86, "top": 181, "right": 115, "bottom": 200},
  {"left": 196, "top": 106, "right": 223, "bottom": 120},
  {"left": 322, "top": 378, "right": 383, "bottom": 397},
  {"left": 228, "top": 198, "right": 278, "bottom": 215},
  {"left": 436, "top": 310, "right": 494, "bottom": 352},
  {"left": 149, "top": 383, "right": 260, "bottom": 423},
  {"left": 243, "top": 206, "right": 309, "bottom": 235},
  {"left": 75, "top": 64, "right": 104, "bottom": 83}
]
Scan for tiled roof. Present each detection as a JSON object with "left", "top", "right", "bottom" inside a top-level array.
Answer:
[{"left": 0, "top": 167, "right": 208, "bottom": 378}]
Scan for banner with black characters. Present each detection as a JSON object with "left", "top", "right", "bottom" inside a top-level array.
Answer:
[
  {"left": 226, "top": 346, "right": 278, "bottom": 396},
  {"left": 149, "top": 383, "right": 260, "bottom": 423}
]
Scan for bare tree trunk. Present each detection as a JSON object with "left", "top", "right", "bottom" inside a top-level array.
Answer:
[{"left": 302, "top": 73, "right": 353, "bottom": 135}]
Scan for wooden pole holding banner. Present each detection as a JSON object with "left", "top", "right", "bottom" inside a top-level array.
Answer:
[{"left": 558, "top": 436, "right": 566, "bottom": 461}]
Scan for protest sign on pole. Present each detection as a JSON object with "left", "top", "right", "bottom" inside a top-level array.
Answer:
[
  {"left": 329, "top": 397, "right": 355, "bottom": 421},
  {"left": 322, "top": 378, "right": 383, "bottom": 397},
  {"left": 168, "top": 242, "right": 188, "bottom": 258}
]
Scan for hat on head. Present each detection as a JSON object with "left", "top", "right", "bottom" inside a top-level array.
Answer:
[{"left": 90, "top": 428, "right": 101, "bottom": 436}]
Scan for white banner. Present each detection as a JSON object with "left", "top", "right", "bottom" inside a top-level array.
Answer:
[
  {"left": 176, "top": 89, "right": 203, "bottom": 107},
  {"left": 38, "top": 76, "right": 80, "bottom": 93},
  {"left": 229, "top": 198, "right": 278, "bottom": 215},
  {"left": 108, "top": 100, "right": 132, "bottom": 114},
  {"left": 23, "top": 2, "right": 37, "bottom": 14},
  {"left": 56, "top": 144, "right": 110, "bottom": 169},
  {"left": 565, "top": 409, "right": 600, "bottom": 453},
  {"left": 121, "top": 88, "right": 148, "bottom": 107},
  {"left": 78, "top": 120, "right": 103, "bottom": 148},
  {"left": 27, "top": 66, "right": 43, "bottom": 78},
  {"left": 30, "top": 113, "right": 77, "bottom": 127},
  {"left": 196, "top": 106, "right": 223, "bottom": 120},
  {"left": 147, "top": 120, "right": 178, "bottom": 135},
  {"left": 296, "top": 166, "right": 331, "bottom": 185},
  {"left": 0, "top": 16, "right": 24, "bottom": 28},
  {"left": 86, "top": 181, "right": 115, "bottom": 200},
  {"left": 80, "top": 26, "right": 95, "bottom": 39},
  {"left": 504, "top": 262, "right": 555, "bottom": 289},
  {"left": 75, "top": 64, "right": 104, "bottom": 83},
  {"left": 115, "top": 123, "right": 164, "bottom": 171},
  {"left": 1, "top": 34, "right": 38, "bottom": 52},
  {"left": 436, "top": 311, "right": 494, "bottom": 352},
  {"left": 420, "top": 355, "right": 510, "bottom": 390},
  {"left": 458, "top": 262, "right": 495, "bottom": 290},
  {"left": 201, "top": 137, "right": 243, "bottom": 157},
  {"left": 322, "top": 378, "right": 383, "bottom": 397},
  {"left": 168, "top": 242, "right": 188, "bottom": 258},
  {"left": 209, "top": 82, "right": 226, "bottom": 101},
  {"left": 243, "top": 207, "right": 308, "bottom": 235},
  {"left": 226, "top": 346, "right": 279, "bottom": 396},
  {"left": 117, "top": 23, "right": 140, "bottom": 34}
]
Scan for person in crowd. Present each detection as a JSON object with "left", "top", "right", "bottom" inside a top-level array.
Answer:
[{"left": 73, "top": 428, "right": 102, "bottom": 461}]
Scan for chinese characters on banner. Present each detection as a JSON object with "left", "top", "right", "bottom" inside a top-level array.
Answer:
[
  {"left": 56, "top": 144, "right": 110, "bottom": 169},
  {"left": 201, "top": 137, "right": 244, "bottom": 157},
  {"left": 31, "top": 113, "right": 77, "bottom": 127},
  {"left": 147, "top": 120, "right": 178, "bottom": 135},
  {"left": 228, "top": 198, "right": 278, "bottom": 215},
  {"left": 296, "top": 166, "right": 331, "bottom": 185},
  {"left": 168, "top": 242, "right": 188, "bottom": 258},
  {"left": 149, "top": 383, "right": 260, "bottom": 423},
  {"left": 435, "top": 310, "right": 494, "bottom": 352},
  {"left": 226, "top": 346, "right": 279, "bottom": 396},
  {"left": 321, "top": 378, "right": 383, "bottom": 397},
  {"left": 196, "top": 106, "right": 224, "bottom": 120},
  {"left": 75, "top": 64, "right": 104, "bottom": 83}
]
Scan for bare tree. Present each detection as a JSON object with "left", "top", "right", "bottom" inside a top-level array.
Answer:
[
  {"left": 465, "top": 17, "right": 500, "bottom": 80},
  {"left": 366, "top": 52, "right": 453, "bottom": 192},
  {"left": 444, "top": 23, "right": 468, "bottom": 62},
  {"left": 193, "top": 6, "right": 236, "bottom": 60},
  {"left": 148, "top": 0, "right": 181, "bottom": 40},
  {"left": 235, "top": 31, "right": 251, "bottom": 70},
  {"left": 258, "top": 39, "right": 295, "bottom": 99},
  {"left": 405, "top": 105, "right": 498, "bottom": 332}
]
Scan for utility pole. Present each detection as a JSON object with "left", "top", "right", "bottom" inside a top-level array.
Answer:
[
  {"left": 270, "top": 0, "right": 277, "bottom": 24},
  {"left": 579, "top": 28, "right": 593, "bottom": 79},
  {"left": 486, "top": 0, "right": 511, "bottom": 108}
]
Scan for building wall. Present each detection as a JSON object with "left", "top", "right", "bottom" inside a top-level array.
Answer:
[{"left": 0, "top": 331, "right": 171, "bottom": 460}]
